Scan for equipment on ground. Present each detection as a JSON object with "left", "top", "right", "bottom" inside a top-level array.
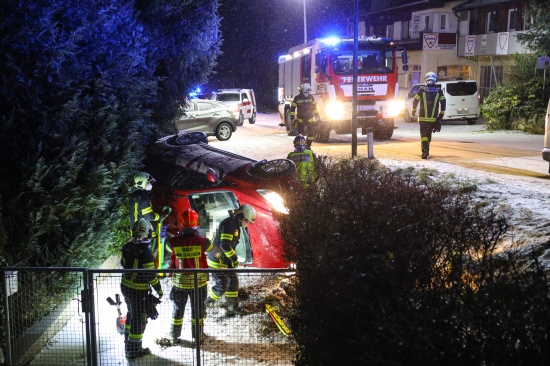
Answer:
[
  {"left": 265, "top": 304, "right": 292, "bottom": 336},
  {"left": 106, "top": 294, "right": 126, "bottom": 335}
]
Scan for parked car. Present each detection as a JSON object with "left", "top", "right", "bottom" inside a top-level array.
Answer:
[
  {"left": 212, "top": 89, "right": 257, "bottom": 126},
  {"left": 543, "top": 98, "right": 550, "bottom": 173},
  {"left": 403, "top": 80, "right": 480, "bottom": 125},
  {"left": 144, "top": 132, "right": 300, "bottom": 268},
  {"left": 176, "top": 99, "right": 237, "bottom": 141}
]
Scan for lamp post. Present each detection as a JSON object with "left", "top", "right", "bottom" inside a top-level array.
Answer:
[{"left": 303, "top": 0, "right": 307, "bottom": 43}]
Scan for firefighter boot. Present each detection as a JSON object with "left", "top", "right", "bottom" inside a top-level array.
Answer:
[
  {"left": 169, "top": 322, "right": 182, "bottom": 345},
  {"left": 125, "top": 341, "right": 151, "bottom": 359},
  {"left": 225, "top": 297, "right": 241, "bottom": 317},
  {"left": 421, "top": 141, "right": 430, "bottom": 159}
]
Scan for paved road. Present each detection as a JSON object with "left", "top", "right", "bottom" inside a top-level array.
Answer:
[{"left": 210, "top": 113, "right": 548, "bottom": 179}]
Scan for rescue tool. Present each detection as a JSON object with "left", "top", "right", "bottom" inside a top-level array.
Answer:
[
  {"left": 265, "top": 304, "right": 292, "bottom": 336},
  {"left": 106, "top": 294, "right": 126, "bottom": 334}
]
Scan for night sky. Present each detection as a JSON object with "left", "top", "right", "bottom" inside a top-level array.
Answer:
[{"left": 205, "top": 0, "right": 354, "bottom": 109}]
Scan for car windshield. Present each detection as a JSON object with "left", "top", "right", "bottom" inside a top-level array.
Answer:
[{"left": 216, "top": 93, "right": 240, "bottom": 102}]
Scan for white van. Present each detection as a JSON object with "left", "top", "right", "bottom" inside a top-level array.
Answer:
[
  {"left": 403, "top": 80, "right": 480, "bottom": 125},
  {"left": 212, "top": 89, "right": 257, "bottom": 126}
]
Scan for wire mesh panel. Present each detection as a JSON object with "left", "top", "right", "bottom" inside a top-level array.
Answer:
[
  {"left": 93, "top": 269, "right": 297, "bottom": 366},
  {"left": 2, "top": 268, "right": 87, "bottom": 366}
]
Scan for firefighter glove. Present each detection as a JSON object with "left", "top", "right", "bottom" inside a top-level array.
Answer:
[
  {"left": 433, "top": 118, "right": 442, "bottom": 133},
  {"left": 146, "top": 294, "right": 161, "bottom": 320},
  {"left": 232, "top": 260, "right": 239, "bottom": 268},
  {"left": 411, "top": 110, "right": 416, "bottom": 117}
]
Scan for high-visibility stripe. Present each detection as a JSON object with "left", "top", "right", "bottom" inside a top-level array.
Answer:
[
  {"left": 207, "top": 258, "right": 228, "bottom": 269},
  {"left": 220, "top": 233, "right": 233, "bottom": 241},
  {"left": 226, "top": 291, "right": 238, "bottom": 298},
  {"left": 224, "top": 249, "right": 236, "bottom": 258},
  {"left": 172, "top": 318, "right": 183, "bottom": 326},
  {"left": 208, "top": 288, "right": 221, "bottom": 300},
  {"left": 121, "top": 278, "right": 150, "bottom": 290}
]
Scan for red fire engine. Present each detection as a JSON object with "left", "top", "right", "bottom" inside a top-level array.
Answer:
[{"left": 277, "top": 37, "right": 408, "bottom": 141}]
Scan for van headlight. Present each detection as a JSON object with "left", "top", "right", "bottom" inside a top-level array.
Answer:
[
  {"left": 257, "top": 190, "right": 289, "bottom": 214},
  {"left": 387, "top": 99, "right": 405, "bottom": 117},
  {"left": 325, "top": 101, "right": 345, "bottom": 120}
]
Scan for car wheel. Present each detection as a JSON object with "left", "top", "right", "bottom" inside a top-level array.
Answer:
[
  {"left": 285, "top": 109, "right": 297, "bottom": 136},
  {"left": 467, "top": 118, "right": 477, "bottom": 125},
  {"left": 173, "top": 132, "right": 209, "bottom": 145},
  {"left": 250, "top": 159, "right": 296, "bottom": 178},
  {"left": 238, "top": 112, "right": 244, "bottom": 126},
  {"left": 215, "top": 122, "right": 233, "bottom": 141},
  {"left": 249, "top": 111, "right": 256, "bottom": 124},
  {"left": 373, "top": 120, "right": 394, "bottom": 140}
]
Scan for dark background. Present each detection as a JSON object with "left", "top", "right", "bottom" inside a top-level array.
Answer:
[{"left": 205, "top": 0, "right": 354, "bottom": 111}]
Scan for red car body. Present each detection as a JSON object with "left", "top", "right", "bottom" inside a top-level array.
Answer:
[{"left": 144, "top": 133, "right": 299, "bottom": 268}]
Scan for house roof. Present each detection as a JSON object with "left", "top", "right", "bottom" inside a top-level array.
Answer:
[{"left": 453, "top": 0, "right": 514, "bottom": 12}]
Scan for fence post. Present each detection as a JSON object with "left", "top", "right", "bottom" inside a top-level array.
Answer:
[
  {"left": 367, "top": 127, "right": 374, "bottom": 159},
  {"left": 2, "top": 269, "right": 13, "bottom": 365},
  {"left": 83, "top": 270, "right": 98, "bottom": 366}
]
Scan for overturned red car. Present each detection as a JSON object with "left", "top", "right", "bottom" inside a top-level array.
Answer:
[{"left": 144, "top": 132, "right": 299, "bottom": 268}]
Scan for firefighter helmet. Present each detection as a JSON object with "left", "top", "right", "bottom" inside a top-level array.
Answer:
[
  {"left": 299, "top": 83, "right": 311, "bottom": 93},
  {"left": 293, "top": 134, "right": 306, "bottom": 151},
  {"left": 132, "top": 218, "right": 153, "bottom": 240},
  {"left": 240, "top": 204, "right": 256, "bottom": 223},
  {"left": 425, "top": 72, "right": 437, "bottom": 85},
  {"left": 133, "top": 172, "right": 155, "bottom": 190},
  {"left": 180, "top": 209, "right": 199, "bottom": 228}
]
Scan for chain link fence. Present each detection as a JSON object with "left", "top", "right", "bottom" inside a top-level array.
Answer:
[{"left": 1, "top": 267, "right": 297, "bottom": 366}]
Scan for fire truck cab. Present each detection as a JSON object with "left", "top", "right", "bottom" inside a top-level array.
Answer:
[{"left": 278, "top": 37, "right": 408, "bottom": 141}]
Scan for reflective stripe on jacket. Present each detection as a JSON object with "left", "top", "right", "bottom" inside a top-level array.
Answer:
[
  {"left": 169, "top": 229, "right": 210, "bottom": 289},
  {"left": 120, "top": 239, "right": 162, "bottom": 293},
  {"left": 412, "top": 86, "right": 446, "bottom": 122}
]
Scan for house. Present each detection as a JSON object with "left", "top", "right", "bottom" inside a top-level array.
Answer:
[{"left": 353, "top": 0, "right": 532, "bottom": 102}]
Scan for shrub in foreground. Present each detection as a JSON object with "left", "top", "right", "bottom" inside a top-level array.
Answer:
[{"left": 280, "top": 157, "right": 550, "bottom": 366}]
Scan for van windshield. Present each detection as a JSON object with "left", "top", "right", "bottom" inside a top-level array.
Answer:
[
  {"left": 442, "top": 82, "right": 477, "bottom": 96},
  {"left": 216, "top": 93, "right": 240, "bottom": 102}
]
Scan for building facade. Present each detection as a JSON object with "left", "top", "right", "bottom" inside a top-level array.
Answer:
[{"left": 354, "top": 0, "right": 531, "bottom": 102}]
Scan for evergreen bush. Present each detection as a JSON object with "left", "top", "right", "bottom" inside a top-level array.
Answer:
[{"left": 280, "top": 157, "right": 550, "bottom": 365}]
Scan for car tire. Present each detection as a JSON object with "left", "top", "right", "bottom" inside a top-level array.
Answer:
[
  {"left": 249, "top": 111, "right": 256, "bottom": 124},
  {"left": 373, "top": 120, "right": 394, "bottom": 140},
  {"left": 215, "top": 122, "right": 233, "bottom": 141},
  {"left": 173, "top": 132, "right": 209, "bottom": 145},
  {"left": 250, "top": 159, "right": 296, "bottom": 178},
  {"left": 238, "top": 112, "right": 245, "bottom": 126},
  {"left": 285, "top": 109, "right": 297, "bottom": 136},
  {"left": 467, "top": 118, "right": 477, "bottom": 125}
]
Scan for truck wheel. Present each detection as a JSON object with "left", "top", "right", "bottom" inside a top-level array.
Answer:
[
  {"left": 314, "top": 129, "right": 330, "bottom": 143},
  {"left": 285, "top": 109, "right": 297, "bottom": 136},
  {"left": 215, "top": 122, "right": 233, "bottom": 141},
  {"left": 373, "top": 120, "right": 394, "bottom": 140},
  {"left": 237, "top": 112, "right": 245, "bottom": 126},
  {"left": 467, "top": 118, "right": 477, "bottom": 125},
  {"left": 249, "top": 111, "right": 256, "bottom": 124}
]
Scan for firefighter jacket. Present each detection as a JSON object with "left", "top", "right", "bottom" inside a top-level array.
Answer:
[
  {"left": 412, "top": 85, "right": 446, "bottom": 122},
  {"left": 120, "top": 239, "right": 163, "bottom": 294},
  {"left": 206, "top": 214, "right": 241, "bottom": 269},
  {"left": 169, "top": 228, "right": 210, "bottom": 290},
  {"left": 129, "top": 189, "right": 160, "bottom": 232},
  {"left": 287, "top": 149, "right": 316, "bottom": 187},
  {"left": 290, "top": 93, "right": 318, "bottom": 123}
]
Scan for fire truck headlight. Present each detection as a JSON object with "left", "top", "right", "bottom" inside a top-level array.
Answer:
[
  {"left": 257, "top": 190, "right": 289, "bottom": 214},
  {"left": 387, "top": 99, "right": 405, "bottom": 117},
  {"left": 325, "top": 101, "right": 345, "bottom": 120}
]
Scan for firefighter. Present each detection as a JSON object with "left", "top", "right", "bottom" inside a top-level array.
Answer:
[
  {"left": 167, "top": 209, "right": 210, "bottom": 346},
  {"left": 411, "top": 72, "right": 446, "bottom": 159},
  {"left": 128, "top": 172, "right": 160, "bottom": 238},
  {"left": 120, "top": 218, "right": 164, "bottom": 359},
  {"left": 287, "top": 134, "right": 316, "bottom": 187},
  {"left": 290, "top": 83, "right": 318, "bottom": 149},
  {"left": 204, "top": 204, "right": 256, "bottom": 316}
]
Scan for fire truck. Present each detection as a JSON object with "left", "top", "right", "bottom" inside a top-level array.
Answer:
[{"left": 277, "top": 37, "right": 408, "bottom": 141}]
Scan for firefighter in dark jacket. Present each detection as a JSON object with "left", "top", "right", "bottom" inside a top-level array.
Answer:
[
  {"left": 412, "top": 71, "right": 446, "bottom": 159},
  {"left": 120, "top": 218, "right": 164, "bottom": 359},
  {"left": 128, "top": 172, "right": 160, "bottom": 239},
  {"left": 290, "top": 83, "right": 318, "bottom": 149},
  {"left": 204, "top": 204, "right": 256, "bottom": 316},
  {"left": 287, "top": 134, "right": 316, "bottom": 187},
  {"left": 167, "top": 209, "right": 210, "bottom": 346}
]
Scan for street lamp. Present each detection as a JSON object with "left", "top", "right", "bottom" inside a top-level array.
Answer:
[{"left": 303, "top": 0, "right": 307, "bottom": 43}]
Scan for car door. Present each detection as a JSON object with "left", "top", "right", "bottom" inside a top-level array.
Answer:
[{"left": 176, "top": 101, "right": 203, "bottom": 132}]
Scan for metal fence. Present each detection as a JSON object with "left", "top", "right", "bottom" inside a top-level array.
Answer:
[{"left": 1, "top": 267, "right": 297, "bottom": 366}]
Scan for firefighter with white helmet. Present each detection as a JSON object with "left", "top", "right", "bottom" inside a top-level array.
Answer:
[
  {"left": 411, "top": 72, "right": 446, "bottom": 159},
  {"left": 128, "top": 172, "right": 160, "bottom": 236},
  {"left": 204, "top": 204, "right": 256, "bottom": 316},
  {"left": 290, "top": 83, "right": 318, "bottom": 149},
  {"left": 120, "top": 218, "right": 164, "bottom": 359}
]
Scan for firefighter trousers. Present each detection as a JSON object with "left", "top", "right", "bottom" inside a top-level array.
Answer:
[
  {"left": 208, "top": 270, "right": 239, "bottom": 301},
  {"left": 170, "top": 286, "right": 207, "bottom": 339},
  {"left": 121, "top": 286, "right": 149, "bottom": 348}
]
